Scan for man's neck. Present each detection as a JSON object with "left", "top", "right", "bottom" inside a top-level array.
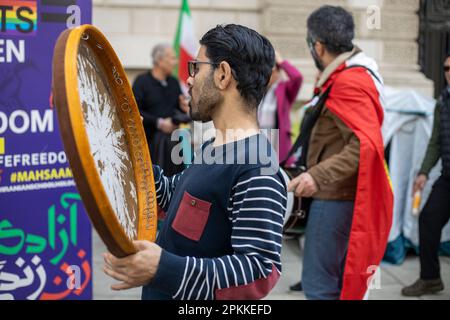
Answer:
[
  {"left": 151, "top": 67, "right": 167, "bottom": 81},
  {"left": 211, "top": 102, "right": 259, "bottom": 147},
  {"left": 317, "top": 47, "right": 357, "bottom": 88}
]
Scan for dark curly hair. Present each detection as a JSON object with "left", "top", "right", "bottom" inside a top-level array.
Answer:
[
  {"left": 199, "top": 24, "right": 275, "bottom": 111},
  {"left": 307, "top": 5, "right": 355, "bottom": 55}
]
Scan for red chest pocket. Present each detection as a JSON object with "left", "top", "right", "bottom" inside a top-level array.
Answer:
[{"left": 171, "top": 191, "right": 212, "bottom": 241}]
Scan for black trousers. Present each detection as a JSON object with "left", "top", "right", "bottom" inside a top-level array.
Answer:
[{"left": 419, "top": 175, "right": 450, "bottom": 280}]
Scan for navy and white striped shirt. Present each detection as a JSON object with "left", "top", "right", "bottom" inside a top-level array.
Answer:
[{"left": 142, "top": 134, "right": 287, "bottom": 300}]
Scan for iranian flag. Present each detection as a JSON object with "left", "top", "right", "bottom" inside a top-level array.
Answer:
[{"left": 174, "top": 0, "right": 198, "bottom": 93}]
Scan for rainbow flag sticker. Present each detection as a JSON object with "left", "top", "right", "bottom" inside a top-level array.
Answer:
[{"left": 0, "top": 1, "right": 37, "bottom": 36}]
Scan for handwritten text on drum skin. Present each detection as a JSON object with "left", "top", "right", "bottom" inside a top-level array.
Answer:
[
  {"left": 77, "top": 42, "right": 138, "bottom": 240},
  {"left": 111, "top": 54, "right": 157, "bottom": 235},
  {"left": 119, "top": 95, "right": 157, "bottom": 233}
]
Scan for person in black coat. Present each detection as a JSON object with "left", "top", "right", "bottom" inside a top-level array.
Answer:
[{"left": 133, "top": 43, "right": 190, "bottom": 176}]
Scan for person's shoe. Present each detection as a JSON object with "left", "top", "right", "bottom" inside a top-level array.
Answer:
[
  {"left": 289, "top": 281, "right": 303, "bottom": 292},
  {"left": 401, "top": 278, "right": 444, "bottom": 297}
]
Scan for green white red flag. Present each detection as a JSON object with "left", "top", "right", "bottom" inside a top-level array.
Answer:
[{"left": 174, "top": 0, "right": 197, "bottom": 92}]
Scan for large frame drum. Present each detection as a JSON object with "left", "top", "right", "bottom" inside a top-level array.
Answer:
[{"left": 52, "top": 25, "right": 157, "bottom": 257}]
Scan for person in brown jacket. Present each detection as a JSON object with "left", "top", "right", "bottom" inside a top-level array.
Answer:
[{"left": 288, "top": 6, "right": 387, "bottom": 299}]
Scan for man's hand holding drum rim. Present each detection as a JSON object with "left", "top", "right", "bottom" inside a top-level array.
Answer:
[
  {"left": 288, "top": 172, "right": 319, "bottom": 198},
  {"left": 103, "top": 241, "right": 162, "bottom": 290}
]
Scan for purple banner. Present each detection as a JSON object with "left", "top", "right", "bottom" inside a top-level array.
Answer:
[{"left": 0, "top": 0, "right": 93, "bottom": 300}]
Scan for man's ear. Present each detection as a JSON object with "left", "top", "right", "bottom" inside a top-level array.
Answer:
[
  {"left": 215, "top": 61, "right": 233, "bottom": 90},
  {"left": 315, "top": 42, "right": 325, "bottom": 58}
]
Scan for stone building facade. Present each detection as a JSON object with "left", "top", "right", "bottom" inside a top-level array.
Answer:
[{"left": 92, "top": 0, "right": 433, "bottom": 102}]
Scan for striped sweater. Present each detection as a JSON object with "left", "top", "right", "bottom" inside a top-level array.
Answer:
[{"left": 142, "top": 134, "right": 287, "bottom": 300}]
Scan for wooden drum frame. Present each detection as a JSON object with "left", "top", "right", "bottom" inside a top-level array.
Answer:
[{"left": 52, "top": 25, "right": 157, "bottom": 257}]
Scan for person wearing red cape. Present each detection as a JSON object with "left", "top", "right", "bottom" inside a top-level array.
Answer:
[{"left": 288, "top": 5, "right": 394, "bottom": 300}]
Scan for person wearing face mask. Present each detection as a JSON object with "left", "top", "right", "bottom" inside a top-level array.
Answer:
[
  {"left": 402, "top": 53, "right": 450, "bottom": 297},
  {"left": 287, "top": 5, "right": 393, "bottom": 300},
  {"left": 132, "top": 43, "right": 191, "bottom": 176}
]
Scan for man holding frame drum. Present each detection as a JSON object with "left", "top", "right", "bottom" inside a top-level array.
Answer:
[{"left": 103, "top": 24, "right": 288, "bottom": 300}]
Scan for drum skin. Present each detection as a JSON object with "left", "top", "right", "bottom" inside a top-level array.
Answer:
[{"left": 52, "top": 25, "right": 157, "bottom": 257}]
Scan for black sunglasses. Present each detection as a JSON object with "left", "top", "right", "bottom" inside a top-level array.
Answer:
[
  {"left": 188, "top": 60, "right": 218, "bottom": 77},
  {"left": 444, "top": 66, "right": 450, "bottom": 73}
]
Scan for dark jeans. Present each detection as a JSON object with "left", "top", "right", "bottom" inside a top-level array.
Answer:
[
  {"left": 419, "top": 175, "right": 450, "bottom": 280},
  {"left": 302, "top": 199, "right": 354, "bottom": 300}
]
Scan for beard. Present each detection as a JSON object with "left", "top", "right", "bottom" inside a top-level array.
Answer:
[
  {"left": 307, "top": 36, "right": 324, "bottom": 72},
  {"left": 189, "top": 72, "right": 223, "bottom": 122},
  {"left": 310, "top": 47, "right": 324, "bottom": 71}
]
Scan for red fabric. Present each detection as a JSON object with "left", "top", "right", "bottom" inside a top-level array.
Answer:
[
  {"left": 178, "top": 46, "right": 194, "bottom": 86},
  {"left": 215, "top": 264, "right": 280, "bottom": 300},
  {"left": 171, "top": 191, "right": 211, "bottom": 241},
  {"left": 157, "top": 207, "right": 167, "bottom": 221},
  {"left": 274, "top": 60, "right": 303, "bottom": 165},
  {"left": 321, "top": 64, "right": 393, "bottom": 300}
]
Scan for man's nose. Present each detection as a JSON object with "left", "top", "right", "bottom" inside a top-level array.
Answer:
[{"left": 187, "top": 76, "right": 194, "bottom": 88}]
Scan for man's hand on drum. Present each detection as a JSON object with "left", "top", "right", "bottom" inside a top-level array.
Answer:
[
  {"left": 103, "top": 240, "right": 162, "bottom": 290},
  {"left": 288, "top": 172, "right": 319, "bottom": 198}
]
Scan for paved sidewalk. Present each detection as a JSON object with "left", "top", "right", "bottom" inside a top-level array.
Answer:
[
  {"left": 92, "top": 230, "right": 450, "bottom": 300},
  {"left": 267, "top": 237, "right": 450, "bottom": 300}
]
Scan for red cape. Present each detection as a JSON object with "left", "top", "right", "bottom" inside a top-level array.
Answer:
[{"left": 321, "top": 64, "right": 394, "bottom": 300}]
